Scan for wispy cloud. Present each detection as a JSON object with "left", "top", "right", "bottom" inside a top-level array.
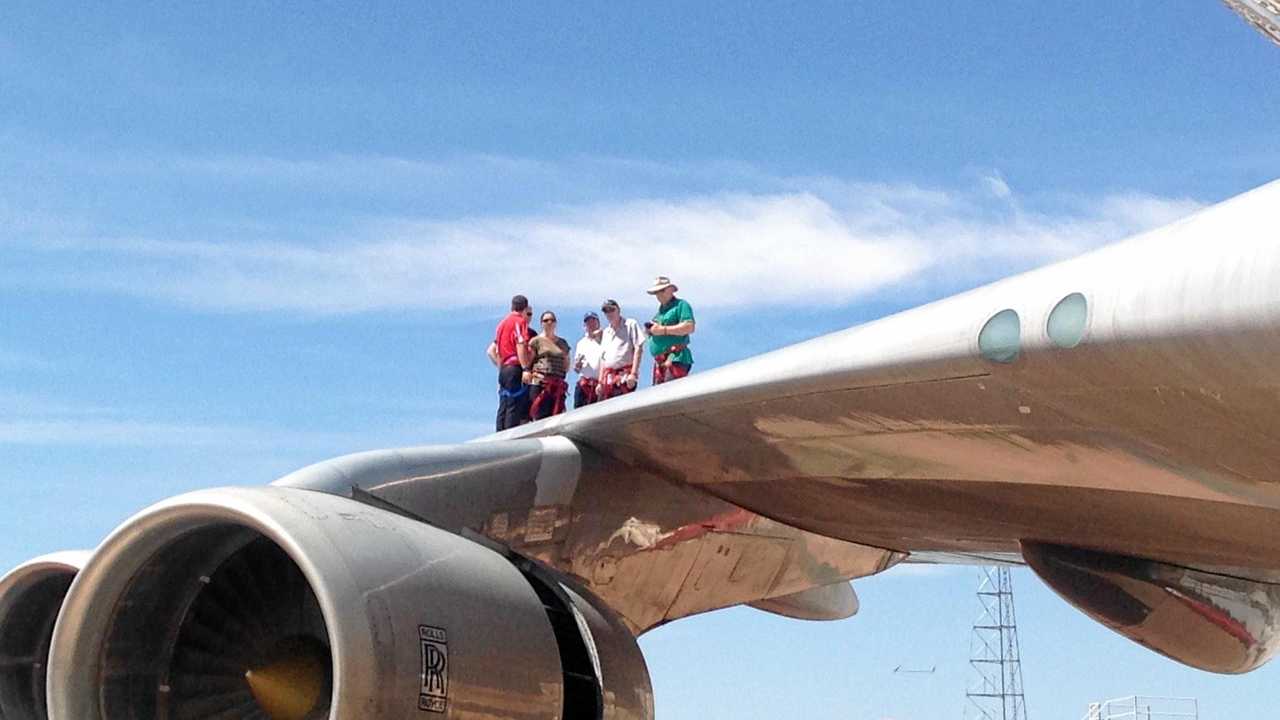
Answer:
[
  {"left": 0, "top": 419, "right": 242, "bottom": 447},
  {"left": 0, "top": 418, "right": 345, "bottom": 449},
  {"left": 980, "top": 170, "right": 1013, "bottom": 201},
  {"left": 0, "top": 415, "right": 494, "bottom": 449},
  {"left": 1, "top": 154, "right": 1204, "bottom": 314},
  {"left": 0, "top": 391, "right": 105, "bottom": 417},
  {"left": 0, "top": 386, "right": 487, "bottom": 449},
  {"left": 0, "top": 349, "right": 52, "bottom": 371}
]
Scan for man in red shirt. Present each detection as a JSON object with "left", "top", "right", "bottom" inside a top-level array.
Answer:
[{"left": 488, "top": 294, "right": 533, "bottom": 430}]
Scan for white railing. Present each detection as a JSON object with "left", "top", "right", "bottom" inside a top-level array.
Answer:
[{"left": 1081, "top": 696, "right": 1198, "bottom": 720}]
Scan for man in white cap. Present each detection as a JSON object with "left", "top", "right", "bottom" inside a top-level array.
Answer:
[
  {"left": 646, "top": 276, "right": 695, "bottom": 384},
  {"left": 572, "top": 311, "right": 604, "bottom": 407},
  {"left": 596, "top": 298, "right": 645, "bottom": 400}
]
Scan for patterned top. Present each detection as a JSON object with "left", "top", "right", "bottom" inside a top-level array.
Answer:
[{"left": 529, "top": 335, "right": 571, "bottom": 383}]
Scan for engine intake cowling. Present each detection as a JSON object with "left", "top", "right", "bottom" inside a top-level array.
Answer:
[
  {"left": 0, "top": 551, "right": 91, "bottom": 720},
  {"left": 48, "top": 487, "right": 652, "bottom": 720}
]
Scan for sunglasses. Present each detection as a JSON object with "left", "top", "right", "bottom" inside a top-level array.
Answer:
[{"left": 541, "top": 317, "right": 556, "bottom": 323}]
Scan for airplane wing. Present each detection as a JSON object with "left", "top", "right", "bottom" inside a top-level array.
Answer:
[
  {"left": 1223, "top": 0, "right": 1280, "bottom": 46},
  {"left": 487, "top": 177, "right": 1280, "bottom": 671},
  {"left": 7, "top": 180, "right": 1280, "bottom": 719},
  {"left": 495, "top": 179, "right": 1280, "bottom": 576}
]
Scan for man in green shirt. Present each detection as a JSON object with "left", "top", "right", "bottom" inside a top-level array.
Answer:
[{"left": 645, "top": 276, "right": 695, "bottom": 385}]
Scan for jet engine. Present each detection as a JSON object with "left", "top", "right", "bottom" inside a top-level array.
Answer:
[
  {"left": 0, "top": 551, "right": 90, "bottom": 720},
  {"left": 47, "top": 487, "right": 652, "bottom": 720},
  {"left": 1023, "top": 542, "right": 1280, "bottom": 674}
]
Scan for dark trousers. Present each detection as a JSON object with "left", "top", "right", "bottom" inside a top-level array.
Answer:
[
  {"left": 496, "top": 364, "right": 529, "bottom": 431},
  {"left": 574, "top": 380, "right": 594, "bottom": 409}
]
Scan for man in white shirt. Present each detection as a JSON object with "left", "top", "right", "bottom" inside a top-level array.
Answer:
[
  {"left": 573, "top": 311, "right": 604, "bottom": 408},
  {"left": 596, "top": 298, "right": 645, "bottom": 400}
]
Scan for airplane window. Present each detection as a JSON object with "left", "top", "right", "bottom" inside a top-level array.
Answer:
[
  {"left": 1047, "top": 292, "right": 1088, "bottom": 348},
  {"left": 978, "top": 308, "right": 1021, "bottom": 363}
]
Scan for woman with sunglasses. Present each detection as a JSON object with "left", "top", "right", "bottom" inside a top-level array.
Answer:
[{"left": 527, "top": 311, "right": 572, "bottom": 420}]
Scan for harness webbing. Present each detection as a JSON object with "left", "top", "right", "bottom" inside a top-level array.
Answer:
[
  {"left": 599, "top": 366, "right": 635, "bottom": 399},
  {"left": 652, "top": 344, "right": 688, "bottom": 385},
  {"left": 530, "top": 376, "right": 569, "bottom": 418},
  {"left": 576, "top": 376, "right": 598, "bottom": 406}
]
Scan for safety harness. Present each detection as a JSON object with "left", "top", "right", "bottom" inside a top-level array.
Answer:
[
  {"left": 576, "top": 376, "right": 598, "bottom": 405},
  {"left": 530, "top": 375, "right": 569, "bottom": 418},
  {"left": 498, "top": 384, "right": 528, "bottom": 398},
  {"left": 599, "top": 366, "right": 636, "bottom": 399},
  {"left": 652, "top": 344, "right": 689, "bottom": 385}
]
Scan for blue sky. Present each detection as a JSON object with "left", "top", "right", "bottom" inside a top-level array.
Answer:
[{"left": 2, "top": 2, "right": 1278, "bottom": 718}]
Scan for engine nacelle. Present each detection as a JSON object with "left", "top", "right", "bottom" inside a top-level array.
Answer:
[
  {"left": 0, "top": 551, "right": 90, "bottom": 720},
  {"left": 1023, "top": 542, "right": 1280, "bottom": 674},
  {"left": 48, "top": 487, "right": 652, "bottom": 720}
]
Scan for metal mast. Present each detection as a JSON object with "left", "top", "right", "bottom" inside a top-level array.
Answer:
[{"left": 964, "top": 566, "right": 1028, "bottom": 720}]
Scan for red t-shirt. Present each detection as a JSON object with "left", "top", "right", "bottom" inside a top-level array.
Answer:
[{"left": 494, "top": 311, "right": 530, "bottom": 366}]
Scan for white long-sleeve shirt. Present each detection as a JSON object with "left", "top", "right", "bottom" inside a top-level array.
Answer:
[{"left": 574, "top": 334, "right": 604, "bottom": 380}]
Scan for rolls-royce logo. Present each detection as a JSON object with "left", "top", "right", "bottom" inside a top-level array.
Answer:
[{"left": 418, "top": 625, "right": 449, "bottom": 713}]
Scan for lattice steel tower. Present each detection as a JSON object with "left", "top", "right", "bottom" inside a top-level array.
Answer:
[{"left": 964, "top": 566, "right": 1028, "bottom": 720}]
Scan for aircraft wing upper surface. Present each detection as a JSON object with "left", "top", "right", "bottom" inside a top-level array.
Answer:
[{"left": 489, "top": 179, "right": 1280, "bottom": 578}]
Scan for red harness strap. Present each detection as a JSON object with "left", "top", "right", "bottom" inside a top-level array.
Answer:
[
  {"left": 652, "top": 344, "right": 689, "bottom": 385},
  {"left": 599, "top": 366, "right": 636, "bottom": 399},
  {"left": 530, "top": 375, "right": 569, "bottom": 418},
  {"left": 576, "top": 376, "right": 598, "bottom": 405}
]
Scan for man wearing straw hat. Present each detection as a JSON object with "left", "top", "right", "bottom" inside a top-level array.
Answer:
[{"left": 645, "top": 276, "right": 695, "bottom": 384}]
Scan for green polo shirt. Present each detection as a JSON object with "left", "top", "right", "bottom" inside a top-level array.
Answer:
[{"left": 648, "top": 298, "right": 694, "bottom": 365}]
